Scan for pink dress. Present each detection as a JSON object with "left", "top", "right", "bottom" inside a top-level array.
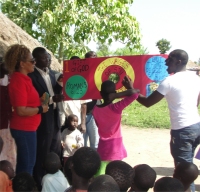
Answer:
[{"left": 93, "top": 94, "right": 138, "bottom": 161}]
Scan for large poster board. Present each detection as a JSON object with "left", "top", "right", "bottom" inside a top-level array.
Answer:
[{"left": 63, "top": 55, "right": 168, "bottom": 100}]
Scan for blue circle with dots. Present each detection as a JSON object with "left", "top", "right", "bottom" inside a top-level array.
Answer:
[{"left": 145, "top": 56, "right": 168, "bottom": 81}]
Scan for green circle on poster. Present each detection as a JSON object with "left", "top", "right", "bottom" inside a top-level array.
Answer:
[{"left": 65, "top": 75, "right": 88, "bottom": 99}]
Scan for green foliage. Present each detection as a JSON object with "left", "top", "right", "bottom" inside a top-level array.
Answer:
[
  {"left": 96, "top": 42, "right": 148, "bottom": 57},
  {"left": 96, "top": 43, "right": 111, "bottom": 57},
  {"left": 122, "top": 99, "right": 171, "bottom": 128},
  {"left": 113, "top": 46, "right": 148, "bottom": 56},
  {"left": 109, "top": 73, "right": 120, "bottom": 83},
  {"left": 1, "top": 0, "right": 141, "bottom": 62},
  {"left": 156, "top": 38, "right": 171, "bottom": 54},
  {"left": 122, "top": 99, "right": 200, "bottom": 128}
]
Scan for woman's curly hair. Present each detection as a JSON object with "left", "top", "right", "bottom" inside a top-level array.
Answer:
[{"left": 4, "top": 44, "right": 30, "bottom": 74}]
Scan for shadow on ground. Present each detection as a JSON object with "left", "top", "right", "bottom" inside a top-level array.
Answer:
[{"left": 152, "top": 167, "right": 174, "bottom": 176}]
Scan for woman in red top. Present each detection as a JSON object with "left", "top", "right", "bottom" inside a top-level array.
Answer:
[{"left": 4, "top": 44, "right": 48, "bottom": 175}]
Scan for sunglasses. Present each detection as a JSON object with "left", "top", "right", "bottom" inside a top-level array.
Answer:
[{"left": 27, "top": 58, "right": 36, "bottom": 64}]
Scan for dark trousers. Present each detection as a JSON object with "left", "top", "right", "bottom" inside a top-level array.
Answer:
[
  {"left": 10, "top": 129, "right": 37, "bottom": 175},
  {"left": 170, "top": 122, "right": 200, "bottom": 192},
  {"left": 33, "top": 127, "right": 61, "bottom": 191}
]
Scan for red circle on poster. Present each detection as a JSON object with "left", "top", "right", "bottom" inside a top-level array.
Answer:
[
  {"left": 94, "top": 57, "right": 135, "bottom": 93},
  {"left": 101, "top": 65, "right": 126, "bottom": 90}
]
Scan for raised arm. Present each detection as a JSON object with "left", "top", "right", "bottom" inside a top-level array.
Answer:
[
  {"left": 108, "top": 75, "right": 140, "bottom": 101},
  {"left": 80, "top": 103, "right": 87, "bottom": 133}
]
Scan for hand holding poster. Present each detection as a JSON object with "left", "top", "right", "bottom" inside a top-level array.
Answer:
[{"left": 63, "top": 55, "right": 168, "bottom": 100}]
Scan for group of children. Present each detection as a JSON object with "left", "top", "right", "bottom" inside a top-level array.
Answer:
[{"left": 0, "top": 138, "right": 199, "bottom": 192}]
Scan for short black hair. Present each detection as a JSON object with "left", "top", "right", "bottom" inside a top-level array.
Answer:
[
  {"left": 133, "top": 164, "right": 156, "bottom": 191},
  {"left": 85, "top": 51, "right": 97, "bottom": 58},
  {"left": 70, "top": 56, "right": 80, "bottom": 60},
  {"left": 0, "top": 136, "right": 3, "bottom": 154},
  {"left": 101, "top": 80, "right": 116, "bottom": 94},
  {"left": 68, "top": 114, "right": 78, "bottom": 122},
  {"left": 173, "top": 162, "right": 199, "bottom": 185},
  {"left": 154, "top": 177, "right": 184, "bottom": 192},
  {"left": 44, "top": 152, "right": 61, "bottom": 174},
  {"left": 88, "top": 175, "right": 120, "bottom": 192},
  {"left": 63, "top": 156, "right": 73, "bottom": 185},
  {"left": 32, "top": 47, "right": 46, "bottom": 59},
  {"left": 12, "top": 172, "right": 37, "bottom": 192},
  {"left": 0, "top": 160, "right": 14, "bottom": 179},
  {"left": 72, "top": 147, "right": 101, "bottom": 179},
  {"left": 171, "top": 49, "right": 188, "bottom": 65},
  {"left": 105, "top": 160, "right": 135, "bottom": 191}
]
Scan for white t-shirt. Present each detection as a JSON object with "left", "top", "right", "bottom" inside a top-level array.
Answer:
[
  {"left": 42, "top": 170, "right": 70, "bottom": 192},
  {"left": 61, "top": 128, "right": 84, "bottom": 157},
  {"left": 157, "top": 71, "right": 200, "bottom": 130},
  {"left": 58, "top": 100, "right": 91, "bottom": 126}
]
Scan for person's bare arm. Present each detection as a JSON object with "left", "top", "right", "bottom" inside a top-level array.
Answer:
[
  {"left": 80, "top": 103, "right": 87, "bottom": 133},
  {"left": 108, "top": 75, "right": 140, "bottom": 102},
  {"left": 109, "top": 89, "right": 139, "bottom": 101},
  {"left": 137, "top": 90, "right": 164, "bottom": 108},
  {"left": 15, "top": 105, "right": 48, "bottom": 116}
]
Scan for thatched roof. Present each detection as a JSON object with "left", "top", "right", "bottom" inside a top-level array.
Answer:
[{"left": 0, "top": 12, "right": 62, "bottom": 71}]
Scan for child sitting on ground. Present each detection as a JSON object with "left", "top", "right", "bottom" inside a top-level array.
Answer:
[
  {"left": 173, "top": 162, "right": 199, "bottom": 192},
  {"left": 61, "top": 114, "right": 84, "bottom": 165},
  {"left": 129, "top": 164, "right": 156, "bottom": 192},
  {"left": 105, "top": 160, "right": 135, "bottom": 192},
  {"left": 154, "top": 177, "right": 184, "bottom": 192},
  {"left": 88, "top": 175, "right": 120, "bottom": 192},
  {"left": 42, "top": 152, "right": 70, "bottom": 192},
  {"left": 12, "top": 172, "right": 37, "bottom": 192},
  {"left": 65, "top": 147, "right": 101, "bottom": 192},
  {"left": 92, "top": 76, "right": 139, "bottom": 174}
]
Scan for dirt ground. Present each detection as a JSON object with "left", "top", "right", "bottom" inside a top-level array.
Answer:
[{"left": 122, "top": 126, "right": 200, "bottom": 192}]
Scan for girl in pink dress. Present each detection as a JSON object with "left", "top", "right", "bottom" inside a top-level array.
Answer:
[{"left": 93, "top": 76, "right": 139, "bottom": 175}]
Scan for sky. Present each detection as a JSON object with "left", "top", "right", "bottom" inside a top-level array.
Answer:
[{"left": 89, "top": 0, "right": 200, "bottom": 62}]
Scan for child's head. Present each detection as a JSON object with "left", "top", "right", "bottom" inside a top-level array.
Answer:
[
  {"left": 154, "top": 177, "right": 184, "bottom": 192},
  {"left": 132, "top": 164, "right": 156, "bottom": 192},
  {"left": 85, "top": 51, "right": 97, "bottom": 58},
  {"left": 173, "top": 162, "right": 199, "bottom": 187},
  {"left": 44, "top": 152, "right": 61, "bottom": 174},
  {"left": 68, "top": 114, "right": 78, "bottom": 130},
  {"left": 0, "top": 136, "right": 3, "bottom": 154},
  {"left": 72, "top": 147, "right": 101, "bottom": 180},
  {"left": 12, "top": 172, "right": 37, "bottom": 192},
  {"left": 0, "top": 160, "right": 15, "bottom": 179},
  {"left": 70, "top": 56, "right": 80, "bottom": 60},
  {"left": 63, "top": 156, "right": 73, "bottom": 185},
  {"left": 105, "top": 160, "right": 135, "bottom": 191},
  {"left": 100, "top": 80, "right": 116, "bottom": 101},
  {"left": 88, "top": 175, "right": 120, "bottom": 192}
]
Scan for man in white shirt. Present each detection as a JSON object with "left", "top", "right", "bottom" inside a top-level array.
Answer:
[{"left": 137, "top": 49, "right": 200, "bottom": 192}]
